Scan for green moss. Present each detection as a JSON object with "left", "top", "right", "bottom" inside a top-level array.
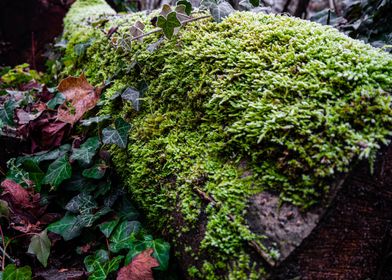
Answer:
[{"left": 63, "top": 0, "right": 392, "bottom": 277}]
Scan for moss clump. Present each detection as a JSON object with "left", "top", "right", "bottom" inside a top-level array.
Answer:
[{"left": 63, "top": 0, "right": 392, "bottom": 277}]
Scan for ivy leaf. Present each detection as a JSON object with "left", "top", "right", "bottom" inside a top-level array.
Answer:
[
  {"left": 109, "top": 220, "right": 141, "bottom": 253},
  {"left": 0, "top": 99, "right": 17, "bottom": 127},
  {"left": 175, "top": 4, "right": 192, "bottom": 23},
  {"left": 130, "top": 21, "right": 145, "bottom": 42},
  {"left": 160, "top": 4, "right": 172, "bottom": 17},
  {"left": 99, "top": 219, "right": 120, "bottom": 238},
  {"left": 177, "top": 0, "right": 192, "bottom": 15},
  {"left": 115, "top": 196, "right": 139, "bottom": 221},
  {"left": 42, "top": 155, "right": 72, "bottom": 188},
  {"left": 2, "top": 264, "right": 32, "bottom": 280},
  {"left": 121, "top": 88, "right": 140, "bottom": 111},
  {"left": 71, "top": 136, "right": 101, "bottom": 165},
  {"left": 0, "top": 199, "right": 10, "bottom": 219},
  {"left": 89, "top": 256, "right": 123, "bottom": 280},
  {"left": 84, "top": 249, "right": 109, "bottom": 273},
  {"left": 65, "top": 192, "right": 97, "bottom": 214},
  {"left": 76, "top": 206, "right": 111, "bottom": 228},
  {"left": 157, "top": 12, "right": 181, "bottom": 39},
  {"left": 80, "top": 115, "right": 110, "bottom": 126},
  {"left": 21, "top": 160, "right": 44, "bottom": 191},
  {"left": 117, "top": 248, "right": 159, "bottom": 280},
  {"left": 102, "top": 118, "right": 131, "bottom": 149},
  {"left": 204, "top": 0, "right": 235, "bottom": 22},
  {"left": 61, "top": 173, "right": 96, "bottom": 193},
  {"left": 46, "top": 93, "right": 65, "bottom": 109},
  {"left": 17, "top": 144, "right": 71, "bottom": 164},
  {"left": 27, "top": 230, "right": 51, "bottom": 267},
  {"left": 249, "top": 0, "right": 259, "bottom": 6},
  {"left": 47, "top": 212, "right": 83, "bottom": 241},
  {"left": 125, "top": 235, "right": 170, "bottom": 271},
  {"left": 82, "top": 163, "right": 107, "bottom": 179}
]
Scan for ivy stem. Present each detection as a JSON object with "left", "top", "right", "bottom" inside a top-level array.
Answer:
[
  {"left": 0, "top": 225, "right": 6, "bottom": 270},
  {"left": 131, "top": 15, "right": 211, "bottom": 41}
]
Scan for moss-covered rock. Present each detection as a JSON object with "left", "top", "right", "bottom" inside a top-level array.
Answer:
[{"left": 62, "top": 0, "right": 392, "bottom": 278}]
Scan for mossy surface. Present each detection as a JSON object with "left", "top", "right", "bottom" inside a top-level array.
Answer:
[{"left": 63, "top": 0, "right": 392, "bottom": 278}]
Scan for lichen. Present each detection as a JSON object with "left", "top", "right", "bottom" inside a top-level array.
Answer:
[{"left": 62, "top": 0, "right": 392, "bottom": 278}]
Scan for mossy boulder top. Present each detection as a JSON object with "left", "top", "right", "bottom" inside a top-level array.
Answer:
[{"left": 62, "top": 0, "right": 392, "bottom": 278}]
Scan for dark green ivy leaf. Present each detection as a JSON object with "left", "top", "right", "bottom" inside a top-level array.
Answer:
[
  {"left": 88, "top": 256, "right": 123, "bottom": 280},
  {"left": 71, "top": 136, "right": 101, "bottom": 165},
  {"left": 46, "top": 93, "right": 65, "bottom": 109},
  {"left": 17, "top": 144, "right": 71, "bottom": 164},
  {"left": 115, "top": 196, "right": 139, "bottom": 221},
  {"left": 99, "top": 219, "right": 120, "bottom": 238},
  {"left": 27, "top": 230, "right": 51, "bottom": 267},
  {"left": 125, "top": 235, "right": 170, "bottom": 271},
  {"left": 102, "top": 118, "right": 131, "bottom": 149},
  {"left": 249, "top": 0, "right": 259, "bottom": 6},
  {"left": 109, "top": 220, "right": 141, "bottom": 253},
  {"left": 84, "top": 249, "right": 109, "bottom": 273},
  {"left": 177, "top": 0, "right": 192, "bottom": 15},
  {"left": 157, "top": 12, "right": 181, "bottom": 39},
  {"left": 42, "top": 154, "right": 72, "bottom": 188},
  {"left": 21, "top": 160, "right": 44, "bottom": 191},
  {"left": 47, "top": 212, "right": 83, "bottom": 241},
  {"left": 2, "top": 264, "right": 32, "bottom": 280},
  {"left": 0, "top": 99, "right": 17, "bottom": 127},
  {"left": 82, "top": 163, "right": 107, "bottom": 179}
]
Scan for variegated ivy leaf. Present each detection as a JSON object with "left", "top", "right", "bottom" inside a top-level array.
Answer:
[
  {"left": 130, "top": 20, "right": 145, "bottom": 42},
  {"left": 102, "top": 118, "right": 131, "bottom": 149},
  {"left": 70, "top": 136, "right": 101, "bottom": 165},
  {"left": 109, "top": 220, "right": 141, "bottom": 253},
  {"left": 42, "top": 154, "right": 72, "bottom": 188},
  {"left": 202, "top": 0, "right": 235, "bottom": 22},
  {"left": 80, "top": 115, "right": 110, "bottom": 126}
]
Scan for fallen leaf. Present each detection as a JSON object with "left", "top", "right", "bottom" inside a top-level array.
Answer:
[
  {"left": 57, "top": 74, "right": 102, "bottom": 125},
  {"left": 28, "top": 229, "right": 51, "bottom": 267},
  {"left": 0, "top": 179, "right": 33, "bottom": 208},
  {"left": 117, "top": 248, "right": 159, "bottom": 280}
]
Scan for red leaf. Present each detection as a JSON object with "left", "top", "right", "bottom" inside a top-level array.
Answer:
[
  {"left": 19, "top": 80, "right": 42, "bottom": 91},
  {"left": 57, "top": 74, "right": 102, "bottom": 125},
  {"left": 0, "top": 179, "right": 33, "bottom": 208},
  {"left": 117, "top": 248, "right": 159, "bottom": 280}
]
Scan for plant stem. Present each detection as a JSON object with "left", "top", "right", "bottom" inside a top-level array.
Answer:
[
  {"left": 0, "top": 225, "right": 6, "bottom": 270},
  {"left": 131, "top": 15, "right": 211, "bottom": 41}
]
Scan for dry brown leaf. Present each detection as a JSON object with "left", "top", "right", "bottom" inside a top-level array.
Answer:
[
  {"left": 0, "top": 179, "right": 33, "bottom": 208},
  {"left": 57, "top": 74, "right": 102, "bottom": 125},
  {"left": 116, "top": 248, "right": 159, "bottom": 280}
]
